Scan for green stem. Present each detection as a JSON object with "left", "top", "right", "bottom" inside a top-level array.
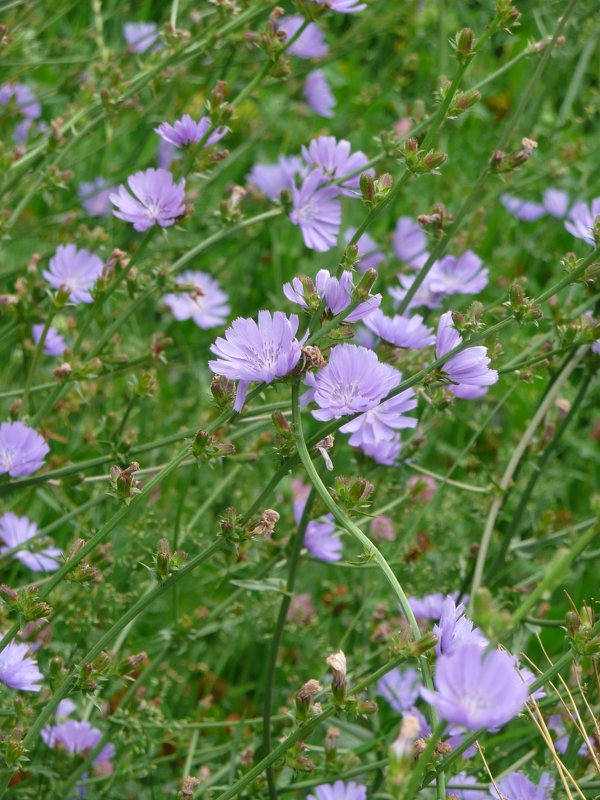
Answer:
[
  {"left": 468, "top": 346, "right": 589, "bottom": 612},
  {"left": 263, "top": 482, "right": 320, "bottom": 800},
  {"left": 21, "top": 305, "right": 56, "bottom": 417},
  {"left": 403, "top": 721, "right": 446, "bottom": 800}
]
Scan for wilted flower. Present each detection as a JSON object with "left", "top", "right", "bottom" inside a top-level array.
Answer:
[
  {"left": 344, "top": 228, "right": 384, "bottom": 271},
  {"left": 377, "top": 666, "right": 422, "bottom": 712},
  {"left": 32, "top": 324, "right": 66, "bottom": 357},
  {"left": 209, "top": 311, "right": 304, "bottom": 412},
  {"left": 304, "top": 70, "right": 336, "bottom": 118},
  {"left": 394, "top": 216, "right": 427, "bottom": 263},
  {"left": 436, "top": 311, "right": 498, "bottom": 398},
  {"left": 43, "top": 244, "right": 103, "bottom": 304},
  {"left": 110, "top": 168, "right": 186, "bottom": 232},
  {"left": 78, "top": 177, "right": 114, "bottom": 217},
  {"left": 247, "top": 155, "right": 307, "bottom": 200},
  {"left": 490, "top": 771, "right": 554, "bottom": 800},
  {"left": 0, "top": 512, "right": 61, "bottom": 572},
  {"left": 302, "top": 137, "right": 372, "bottom": 197},
  {"left": 0, "top": 638, "right": 43, "bottom": 691},
  {"left": 307, "top": 780, "right": 367, "bottom": 800},
  {"left": 314, "top": 0, "right": 366, "bottom": 12},
  {"left": 290, "top": 169, "right": 341, "bottom": 252},
  {"left": 421, "top": 643, "right": 528, "bottom": 730},
  {"left": 565, "top": 197, "right": 600, "bottom": 246},
  {"left": 279, "top": 16, "right": 329, "bottom": 58},
  {"left": 0, "top": 421, "right": 49, "bottom": 477},
  {"left": 123, "top": 21, "right": 158, "bottom": 53},
  {"left": 433, "top": 597, "right": 488, "bottom": 656},
  {"left": 283, "top": 269, "right": 381, "bottom": 322},
  {"left": 155, "top": 114, "right": 228, "bottom": 149},
  {"left": 163, "top": 271, "right": 230, "bottom": 329},
  {"left": 364, "top": 309, "right": 435, "bottom": 349}
]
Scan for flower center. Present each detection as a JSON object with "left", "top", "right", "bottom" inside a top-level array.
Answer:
[{"left": 331, "top": 380, "right": 361, "bottom": 408}]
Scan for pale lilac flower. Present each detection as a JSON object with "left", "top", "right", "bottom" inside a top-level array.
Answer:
[
  {"left": 163, "top": 271, "right": 230, "bottom": 329},
  {"left": 279, "top": 16, "right": 329, "bottom": 58},
  {"left": 209, "top": 311, "right": 304, "bottom": 412},
  {"left": 158, "top": 139, "right": 179, "bottom": 170},
  {"left": 110, "top": 168, "right": 185, "bottom": 232},
  {"left": 155, "top": 114, "right": 227, "bottom": 149},
  {"left": 421, "top": 643, "right": 528, "bottom": 730},
  {"left": 344, "top": 228, "right": 384, "bottom": 271},
  {"left": 390, "top": 269, "right": 443, "bottom": 311},
  {"left": 427, "top": 251, "right": 488, "bottom": 297},
  {"left": 302, "top": 136, "right": 372, "bottom": 197},
  {"left": 0, "top": 638, "right": 43, "bottom": 691},
  {"left": 78, "top": 177, "right": 114, "bottom": 217},
  {"left": 370, "top": 515, "right": 395, "bottom": 541},
  {"left": 408, "top": 592, "right": 458, "bottom": 620},
  {"left": 352, "top": 325, "right": 377, "bottom": 349},
  {"left": 32, "top": 324, "right": 66, "bottom": 357},
  {"left": 565, "top": 197, "right": 600, "bottom": 246},
  {"left": 394, "top": 217, "right": 427, "bottom": 263},
  {"left": 44, "top": 718, "right": 115, "bottom": 766},
  {"left": 123, "top": 22, "right": 158, "bottom": 53},
  {"left": 547, "top": 715, "right": 588, "bottom": 756},
  {"left": 364, "top": 309, "right": 435, "bottom": 349},
  {"left": 304, "top": 69, "right": 336, "bottom": 118},
  {"left": 43, "top": 244, "right": 103, "bottom": 304},
  {"left": 543, "top": 188, "right": 570, "bottom": 218},
  {"left": 436, "top": 311, "right": 498, "bottom": 397},
  {"left": 377, "top": 667, "right": 421, "bottom": 712},
  {"left": 490, "top": 771, "right": 554, "bottom": 800},
  {"left": 304, "top": 344, "right": 400, "bottom": 421},
  {"left": 283, "top": 269, "right": 381, "bottom": 322},
  {"left": 247, "top": 156, "right": 306, "bottom": 200},
  {"left": 0, "top": 82, "right": 41, "bottom": 142},
  {"left": 501, "top": 194, "right": 546, "bottom": 222},
  {"left": 433, "top": 597, "right": 488, "bottom": 656},
  {"left": 447, "top": 772, "right": 488, "bottom": 799},
  {"left": 360, "top": 435, "right": 402, "bottom": 465},
  {"left": 340, "top": 385, "right": 417, "bottom": 447},
  {"left": 308, "top": 780, "right": 366, "bottom": 800},
  {"left": 0, "top": 421, "right": 49, "bottom": 477},
  {"left": 0, "top": 513, "right": 61, "bottom": 572},
  {"left": 314, "top": 0, "right": 366, "bottom": 12},
  {"left": 294, "top": 498, "right": 341, "bottom": 562},
  {"left": 290, "top": 169, "right": 341, "bottom": 252}
]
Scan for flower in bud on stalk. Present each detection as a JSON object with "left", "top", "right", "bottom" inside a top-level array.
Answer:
[
  {"left": 296, "top": 679, "right": 322, "bottom": 720},
  {"left": 326, "top": 650, "right": 347, "bottom": 702},
  {"left": 211, "top": 375, "right": 236, "bottom": 410},
  {"left": 118, "top": 651, "right": 148, "bottom": 676},
  {"left": 342, "top": 242, "right": 359, "bottom": 269},
  {"left": 422, "top": 150, "right": 447, "bottom": 172},
  {"left": 191, "top": 430, "right": 235, "bottom": 462},
  {"left": 453, "top": 27, "right": 473, "bottom": 57},
  {"left": 352, "top": 268, "right": 378, "bottom": 303},
  {"left": 325, "top": 726, "right": 340, "bottom": 753},
  {"left": 109, "top": 462, "right": 141, "bottom": 505},
  {"left": 360, "top": 172, "right": 375, "bottom": 204},
  {"left": 452, "top": 89, "right": 481, "bottom": 115},
  {"left": 332, "top": 475, "right": 374, "bottom": 513},
  {"left": 251, "top": 509, "right": 280, "bottom": 538},
  {"left": 154, "top": 538, "right": 187, "bottom": 579}
]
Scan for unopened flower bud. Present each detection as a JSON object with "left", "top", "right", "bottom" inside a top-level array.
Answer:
[
  {"left": 325, "top": 726, "right": 340, "bottom": 752},
  {"left": 353, "top": 268, "right": 377, "bottom": 302},
  {"left": 422, "top": 150, "right": 447, "bottom": 171},
  {"left": 454, "top": 27, "right": 473, "bottom": 55},
  {"left": 326, "top": 650, "right": 347, "bottom": 702},
  {"left": 155, "top": 538, "right": 171, "bottom": 578},
  {"left": 360, "top": 172, "right": 375, "bottom": 203},
  {"left": 211, "top": 375, "right": 235, "bottom": 410},
  {"left": 296, "top": 679, "right": 322, "bottom": 720}
]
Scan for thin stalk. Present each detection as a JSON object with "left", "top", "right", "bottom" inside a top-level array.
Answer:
[
  {"left": 263, "top": 482, "right": 320, "bottom": 800},
  {"left": 403, "top": 722, "right": 446, "bottom": 800},
  {"left": 468, "top": 346, "right": 589, "bottom": 612},
  {"left": 20, "top": 305, "right": 56, "bottom": 417}
]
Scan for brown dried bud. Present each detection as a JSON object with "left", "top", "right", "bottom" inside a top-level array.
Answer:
[
  {"left": 251, "top": 509, "right": 280, "bottom": 538},
  {"left": 301, "top": 345, "right": 326, "bottom": 369}
]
